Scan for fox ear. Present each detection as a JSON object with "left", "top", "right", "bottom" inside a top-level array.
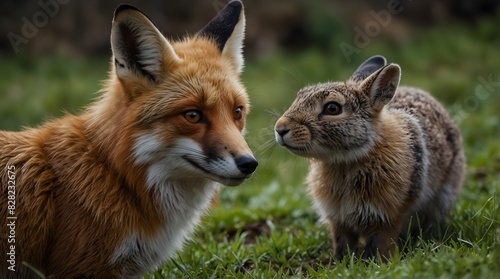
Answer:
[
  {"left": 360, "top": 64, "right": 401, "bottom": 111},
  {"left": 197, "top": 0, "right": 245, "bottom": 73},
  {"left": 111, "top": 5, "right": 180, "bottom": 85},
  {"left": 351, "top": 55, "right": 387, "bottom": 82}
]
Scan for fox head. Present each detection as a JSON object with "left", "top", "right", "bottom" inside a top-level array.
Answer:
[{"left": 92, "top": 1, "right": 257, "bottom": 187}]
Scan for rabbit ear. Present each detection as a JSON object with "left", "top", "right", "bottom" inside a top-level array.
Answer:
[
  {"left": 351, "top": 55, "right": 387, "bottom": 81},
  {"left": 360, "top": 64, "right": 401, "bottom": 111}
]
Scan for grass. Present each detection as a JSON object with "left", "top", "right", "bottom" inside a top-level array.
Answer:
[{"left": 1, "top": 16, "right": 499, "bottom": 278}]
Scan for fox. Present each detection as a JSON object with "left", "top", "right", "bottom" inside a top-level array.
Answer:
[{"left": 0, "top": 1, "right": 257, "bottom": 278}]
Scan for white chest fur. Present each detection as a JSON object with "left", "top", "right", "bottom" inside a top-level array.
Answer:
[
  {"left": 110, "top": 133, "right": 220, "bottom": 277},
  {"left": 110, "top": 178, "right": 218, "bottom": 277}
]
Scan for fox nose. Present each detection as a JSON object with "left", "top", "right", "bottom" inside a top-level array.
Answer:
[
  {"left": 275, "top": 127, "right": 290, "bottom": 138},
  {"left": 235, "top": 155, "right": 258, "bottom": 175}
]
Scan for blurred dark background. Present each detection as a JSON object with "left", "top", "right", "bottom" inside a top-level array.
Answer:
[{"left": 1, "top": 0, "right": 499, "bottom": 57}]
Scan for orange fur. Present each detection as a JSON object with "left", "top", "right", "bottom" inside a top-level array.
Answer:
[{"left": 0, "top": 2, "right": 256, "bottom": 278}]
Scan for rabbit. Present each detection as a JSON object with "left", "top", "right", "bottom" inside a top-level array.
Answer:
[{"left": 274, "top": 55, "right": 465, "bottom": 260}]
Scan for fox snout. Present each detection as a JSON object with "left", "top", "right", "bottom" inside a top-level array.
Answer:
[
  {"left": 235, "top": 155, "right": 258, "bottom": 175},
  {"left": 204, "top": 136, "right": 258, "bottom": 186}
]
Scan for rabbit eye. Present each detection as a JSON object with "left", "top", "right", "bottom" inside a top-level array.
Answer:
[
  {"left": 233, "top": 106, "right": 243, "bottom": 120},
  {"left": 323, "top": 102, "right": 342, "bottom": 115}
]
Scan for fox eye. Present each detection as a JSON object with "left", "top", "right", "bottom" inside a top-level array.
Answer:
[
  {"left": 184, "top": 110, "right": 202, "bottom": 123},
  {"left": 323, "top": 102, "right": 342, "bottom": 115},
  {"left": 233, "top": 106, "right": 243, "bottom": 120}
]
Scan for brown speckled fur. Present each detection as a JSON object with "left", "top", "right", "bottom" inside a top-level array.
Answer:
[{"left": 275, "top": 56, "right": 465, "bottom": 260}]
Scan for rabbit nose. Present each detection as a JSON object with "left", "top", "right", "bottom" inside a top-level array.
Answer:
[{"left": 275, "top": 127, "right": 290, "bottom": 137}]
